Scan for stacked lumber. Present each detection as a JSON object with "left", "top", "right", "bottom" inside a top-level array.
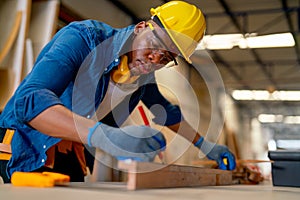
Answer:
[
  {"left": 118, "top": 160, "right": 233, "bottom": 190},
  {"left": 0, "top": 0, "right": 30, "bottom": 110},
  {"left": 233, "top": 164, "right": 264, "bottom": 185},
  {"left": 192, "top": 159, "right": 267, "bottom": 185},
  {"left": 0, "top": 0, "right": 60, "bottom": 111}
]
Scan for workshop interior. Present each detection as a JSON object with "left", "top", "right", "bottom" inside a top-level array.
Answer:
[{"left": 0, "top": 0, "right": 300, "bottom": 197}]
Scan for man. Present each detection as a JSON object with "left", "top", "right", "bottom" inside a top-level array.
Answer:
[{"left": 0, "top": 1, "right": 236, "bottom": 182}]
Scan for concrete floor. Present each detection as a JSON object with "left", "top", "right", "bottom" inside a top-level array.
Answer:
[{"left": 0, "top": 181, "right": 299, "bottom": 200}]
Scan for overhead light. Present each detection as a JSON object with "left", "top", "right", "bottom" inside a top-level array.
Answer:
[
  {"left": 242, "top": 33, "right": 295, "bottom": 48},
  {"left": 197, "top": 32, "right": 295, "bottom": 50},
  {"left": 284, "top": 116, "right": 300, "bottom": 124},
  {"left": 232, "top": 90, "right": 300, "bottom": 101},
  {"left": 197, "top": 34, "right": 243, "bottom": 50},
  {"left": 258, "top": 114, "right": 283, "bottom": 123},
  {"left": 268, "top": 139, "right": 277, "bottom": 150},
  {"left": 258, "top": 114, "right": 300, "bottom": 124},
  {"left": 277, "top": 140, "right": 300, "bottom": 150}
]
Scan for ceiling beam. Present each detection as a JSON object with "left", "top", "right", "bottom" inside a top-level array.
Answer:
[
  {"left": 109, "top": 0, "right": 142, "bottom": 23},
  {"left": 206, "top": 7, "right": 299, "bottom": 18},
  {"left": 281, "top": 0, "right": 300, "bottom": 64},
  {"left": 209, "top": 50, "right": 250, "bottom": 89},
  {"left": 218, "top": 0, "right": 278, "bottom": 89},
  {"left": 215, "top": 0, "right": 292, "bottom": 117},
  {"left": 218, "top": 0, "right": 246, "bottom": 33}
]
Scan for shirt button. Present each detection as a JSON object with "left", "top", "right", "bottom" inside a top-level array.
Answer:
[
  {"left": 87, "top": 115, "right": 91, "bottom": 119},
  {"left": 104, "top": 68, "right": 108, "bottom": 71},
  {"left": 43, "top": 145, "right": 46, "bottom": 149},
  {"left": 41, "top": 159, "right": 45, "bottom": 163},
  {"left": 114, "top": 58, "right": 119, "bottom": 62}
]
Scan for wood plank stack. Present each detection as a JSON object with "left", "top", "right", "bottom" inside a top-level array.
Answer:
[
  {"left": 118, "top": 160, "right": 233, "bottom": 190},
  {"left": 0, "top": 0, "right": 30, "bottom": 110},
  {"left": 0, "top": 0, "right": 60, "bottom": 111}
]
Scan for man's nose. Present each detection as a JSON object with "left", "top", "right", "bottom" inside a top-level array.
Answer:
[{"left": 147, "top": 51, "right": 161, "bottom": 64}]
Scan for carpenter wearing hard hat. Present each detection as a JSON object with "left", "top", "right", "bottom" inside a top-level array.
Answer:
[{"left": 0, "top": 1, "right": 235, "bottom": 183}]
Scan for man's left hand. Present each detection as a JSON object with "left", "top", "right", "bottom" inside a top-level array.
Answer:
[{"left": 195, "top": 137, "right": 236, "bottom": 170}]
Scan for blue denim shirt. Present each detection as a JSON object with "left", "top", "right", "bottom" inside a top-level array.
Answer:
[{"left": 0, "top": 20, "right": 182, "bottom": 177}]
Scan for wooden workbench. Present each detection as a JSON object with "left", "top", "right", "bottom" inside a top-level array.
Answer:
[{"left": 0, "top": 181, "right": 299, "bottom": 200}]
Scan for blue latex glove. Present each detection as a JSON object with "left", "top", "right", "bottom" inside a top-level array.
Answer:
[
  {"left": 195, "top": 137, "right": 236, "bottom": 170},
  {"left": 88, "top": 122, "right": 166, "bottom": 162}
]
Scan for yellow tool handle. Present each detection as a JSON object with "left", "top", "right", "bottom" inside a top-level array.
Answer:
[
  {"left": 11, "top": 171, "right": 70, "bottom": 187},
  {"left": 223, "top": 158, "right": 228, "bottom": 165},
  {"left": 42, "top": 172, "right": 70, "bottom": 183}
]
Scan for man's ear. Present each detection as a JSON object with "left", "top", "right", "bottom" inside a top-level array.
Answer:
[{"left": 134, "top": 21, "right": 147, "bottom": 34}]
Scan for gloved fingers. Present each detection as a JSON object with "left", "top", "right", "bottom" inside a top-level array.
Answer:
[
  {"left": 147, "top": 132, "right": 166, "bottom": 153},
  {"left": 220, "top": 152, "right": 236, "bottom": 170},
  {"left": 217, "top": 158, "right": 228, "bottom": 170},
  {"left": 115, "top": 156, "right": 144, "bottom": 162},
  {"left": 91, "top": 124, "right": 161, "bottom": 162},
  {"left": 151, "top": 134, "right": 166, "bottom": 151},
  {"left": 146, "top": 138, "right": 165, "bottom": 154}
]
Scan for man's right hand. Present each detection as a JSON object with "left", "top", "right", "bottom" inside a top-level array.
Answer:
[{"left": 88, "top": 123, "right": 166, "bottom": 162}]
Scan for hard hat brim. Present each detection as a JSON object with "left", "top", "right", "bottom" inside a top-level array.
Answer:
[{"left": 152, "top": 15, "right": 193, "bottom": 64}]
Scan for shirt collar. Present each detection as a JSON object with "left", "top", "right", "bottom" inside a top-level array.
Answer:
[{"left": 105, "top": 25, "right": 135, "bottom": 72}]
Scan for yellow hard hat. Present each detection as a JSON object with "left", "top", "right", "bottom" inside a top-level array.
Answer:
[{"left": 150, "top": 1, "right": 206, "bottom": 63}]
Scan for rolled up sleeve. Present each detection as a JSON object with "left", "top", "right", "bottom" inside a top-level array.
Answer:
[
  {"left": 14, "top": 89, "right": 63, "bottom": 123},
  {"left": 12, "top": 25, "right": 91, "bottom": 123}
]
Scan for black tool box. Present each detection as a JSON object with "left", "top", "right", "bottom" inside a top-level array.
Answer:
[{"left": 268, "top": 150, "right": 300, "bottom": 187}]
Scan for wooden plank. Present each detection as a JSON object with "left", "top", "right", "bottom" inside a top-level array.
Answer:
[
  {"left": 23, "top": 0, "right": 60, "bottom": 78},
  {"left": 0, "top": 11, "right": 22, "bottom": 64},
  {"left": 192, "top": 159, "right": 274, "bottom": 167},
  {"left": 0, "top": 0, "right": 31, "bottom": 110},
  {"left": 0, "top": 143, "right": 11, "bottom": 154},
  {"left": 11, "top": 0, "right": 31, "bottom": 91},
  {"left": 118, "top": 161, "right": 232, "bottom": 190},
  {"left": 0, "top": 69, "right": 14, "bottom": 110},
  {"left": 27, "top": 0, "right": 60, "bottom": 61}
]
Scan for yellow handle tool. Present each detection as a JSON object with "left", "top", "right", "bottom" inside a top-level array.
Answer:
[
  {"left": 11, "top": 171, "right": 70, "bottom": 187},
  {"left": 223, "top": 158, "right": 228, "bottom": 165}
]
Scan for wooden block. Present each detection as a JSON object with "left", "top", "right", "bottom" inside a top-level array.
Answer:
[
  {"left": 118, "top": 161, "right": 232, "bottom": 190},
  {"left": 0, "top": 143, "right": 11, "bottom": 154},
  {"left": 0, "top": 11, "right": 22, "bottom": 64}
]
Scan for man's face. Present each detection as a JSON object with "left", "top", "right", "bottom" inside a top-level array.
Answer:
[{"left": 128, "top": 21, "right": 178, "bottom": 76}]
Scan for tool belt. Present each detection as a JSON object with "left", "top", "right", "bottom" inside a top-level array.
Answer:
[
  {"left": 0, "top": 128, "right": 87, "bottom": 175},
  {"left": 0, "top": 128, "right": 14, "bottom": 160}
]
